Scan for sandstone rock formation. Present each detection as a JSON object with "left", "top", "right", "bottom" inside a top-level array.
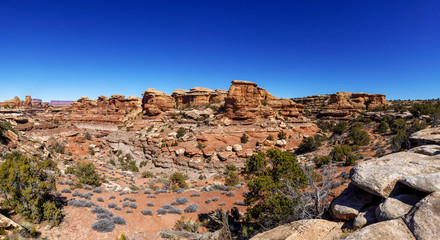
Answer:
[
  {"left": 345, "top": 219, "right": 415, "bottom": 240},
  {"left": 375, "top": 195, "right": 421, "bottom": 221},
  {"left": 404, "top": 191, "right": 440, "bottom": 240},
  {"left": 409, "top": 127, "right": 440, "bottom": 146},
  {"left": 172, "top": 87, "right": 227, "bottom": 108},
  {"left": 295, "top": 92, "right": 389, "bottom": 119},
  {"left": 250, "top": 219, "right": 344, "bottom": 240},
  {"left": 224, "top": 80, "right": 303, "bottom": 120},
  {"left": 142, "top": 88, "right": 175, "bottom": 116},
  {"left": 331, "top": 183, "right": 376, "bottom": 220}
]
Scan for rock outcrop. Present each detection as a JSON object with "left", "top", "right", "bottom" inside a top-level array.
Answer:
[
  {"left": 404, "top": 191, "right": 440, "bottom": 240},
  {"left": 345, "top": 219, "right": 415, "bottom": 240},
  {"left": 172, "top": 88, "right": 227, "bottom": 108},
  {"left": 142, "top": 88, "right": 175, "bottom": 116},
  {"left": 409, "top": 127, "right": 440, "bottom": 146},
  {"left": 250, "top": 219, "right": 344, "bottom": 240},
  {"left": 224, "top": 80, "right": 303, "bottom": 120},
  {"left": 295, "top": 92, "right": 389, "bottom": 119}
]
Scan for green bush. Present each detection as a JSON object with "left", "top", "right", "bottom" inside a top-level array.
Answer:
[
  {"left": 0, "top": 152, "right": 62, "bottom": 226},
  {"left": 316, "top": 120, "right": 335, "bottom": 133},
  {"left": 84, "top": 132, "right": 92, "bottom": 140},
  {"left": 296, "top": 135, "right": 323, "bottom": 154},
  {"left": 349, "top": 123, "right": 370, "bottom": 146},
  {"left": 243, "top": 149, "right": 308, "bottom": 229},
  {"left": 142, "top": 171, "right": 154, "bottom": 178},
  {"left": 331, "top": 145, "right": 352, "bottom": 162},
  {"left": 224, "top": 164, "right": 239, "bottom": 187},
  {"left": 176, "top": 127, "right": 186, "bottom": 138},
  {"left": 278, "top": 131, "right": 287, "bottom": 140},
  {"left": 66, "top": 162, "right": 102, "bottom": 187},
  {"left": 391, "top": 129, "right": 410, "bottom": 152},
  {"left": 241, "top": 133, "right": 249, "bottom": 144},
  {"left": 377, "top": 121, "right": 389, "bottom": 133},
  {"left": 314, "top": 156, "right": 331, "bottom": 167},
  {"left": 170, "top": 172, "right": 187, "bottom": 188},
  {"left": 332, "top": 121, "right": 348, "bottom": 135}
]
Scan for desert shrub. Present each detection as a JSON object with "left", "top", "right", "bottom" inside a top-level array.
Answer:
[
  {"left": 184, "top": 204, "right": 199, "bottom": 213},
  {"left": 114, "top": 207, "right": 122, "bottom": 211},
  {"left": 66, "top": 162, "right": 102, "bottom": 187},
  {"left": 58, "top": 180, "right": 65, "bottom": 185},
  {"left": 234, "top": 201, "right": 247, "bottom": 206},
  {"left": 155, "top": 189, "right": 168, "bottom": 194},
  {"left": 171, "top": 197, "right": 188, "bottom": 205},
  {"left": 123, "top": 196, "right": 130, "bottom": 201},
  {"left": 0, "top": 152, "right": 63, "bottom": 226},
  {"left": 148, "top": 195, "right": 156, "bottom": 198},
  {"left": 349, "top": 123, "right": 370, "bottom": 146},
  {"left": 91, "top": 219, "right": 115, "bottom": 232},
  {"left": 168, "top": 207, "right": 183, "bottom": 214},
  {"left": 174, "top": 216, "right": 200, "bottom": 232},
  {"left": 314, "top": 156, "right": 331, "bottom": 167},
  {"left": 126, "top": 210, "right": 133, "bottom": 213},
  {"left": 108, "top": 203, "right": 117, "bottom": 209},
  {"left": 93, "top": 188, "right": 103, "bottom": 193},
  {"left": 205, "top": 199, "right": 212, "bottom": 204},
  {"left": 109, "top": 195, "right": 116, "bottom": 200},
  {"left": 72, "top": 190, "right": 91, "bottom": 200},
  {"left": 219, "top": 202, "right": 226, "bottom": 206},
  {"left": 278, "top": 131, "right": 286, "bottom": 140},
  {"left": 377, "top": 121, "right": 389, "bottom": 133},
  {"left": 224, "top": 164, "right": 239, "bottom": 187},
  {"left": 332, "top": 121, "right": 348, "bottom": 135},
  {"left": 61, "top": 188, "right": 72, "bottom": 193},
  {"left": 65, "top": 180, "right": 74, "bottom": 185},
  {"left": 141, "top": 209, "right": 153, "bottom": 216},
  {"left": 226, "top": 191, "right": 235, "bottom": 197},
  {"left": 331, "top": 145, "right": 352, "bottom": 162},
  {"left": 129, "top": 197, "right": 136, "bottom": 202},
  {"left": 241, "top": 133, "right": 249, "bottom": 144},
  {"left": 267, "top": 135, "right": 274, "bottom": 141},
  {"left": 147, "top": 202, "right": 155, "bottom": 207},
  {"left": 122, "top": 201, "right": 129, "bottom": 208},
  {"left": 316, "top": 120, "right": 334, "bottom": 133},
  {"left": 176, "top": 127, "right": 186, "bottom": 138},
  {"left": 97, "top": 197, "right": 104, "bottom": 202},
  {"left": 68, "top": 199, "right": 94, "bottom": 208},
  {"left": 162, "top": 204, "right": 172, "bottom": 210},
  {"left": 90, "top": 207, "right": 113, "bottom": 217},
  {"left": 129, "top": 203, "right": 138, "bottom": 209},
  {"left": 243, "top": 191, "right": 250, "bottom": 197},
  {"left": 391, "top": 129, "right": 410, "bottom": 152},
  {"left": 83, "top": 185, "right": 92, "bottom": 190},
  {"left": 295, "top": 135, "right": 323, "bottom": 154},
  {"left": 170, "top": 172, "right": 188, "bottom": 189},
  {"left": 243, "top": 149, "right": 310, "bottom": 229},
  {"left": 142, "top": 171, "right": 154, "bottom": 178},
  {"left": 97, "top": 213, "right": 112, "bottom": 219},
  {"left": 54, "top": 191, "right": 61, "bottom": 197},
  {"left": 157, "top": 208, "right": 167, "bottom": 215},
  {"left": 212, "top": 197, "right": 220, "bottom": 202},
  {"left": 119, "top": 191, "right": 128, "bottom": 196},
  {"left": 190, "top": 193, "right": 201, "bottom": 197},
  {"left": 112, "top": 216, "right": 126, "bottom": 225},
  {"left": 144, "top": 190, "right": 151, "bottom": 194},
  {"left": 50, "top": 142, "right": 65, "bottom": 154},
  {"left": 84, "top": 132, "right": 92, "bottom": 140},
  {"left": 390, "top": 118, "right": 407, "bottom": 134}
]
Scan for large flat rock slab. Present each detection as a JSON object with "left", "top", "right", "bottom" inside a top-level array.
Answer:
[
  {"left": 404, "top": 191, "right": 440, "bottom": 240},
  {"left": 399, "top": 172, "right": 440, "bottom": 193},
  {"left": 331, "top": 183, "right": 376, "bottom": 220},
  {"left": 350, "top": 152, "right": 440, "bottom": 198},
  {"left": 250, "top": 219, "right": 344, "bottom": 240},
  {"left": 409, "top": 127, "right": 440, "bottom": 146},
  {"left": 345, "top": 219, "right": 415, "bottom": 240},
  {"left": 375, "top": 194, "right": 422, "bottom": 221},
  {"left": 408, "top": 145, "right": 440, "bottom": 156}
]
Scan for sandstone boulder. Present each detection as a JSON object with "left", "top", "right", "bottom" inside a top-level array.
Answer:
[
  {"left": 142, "top": 88, "right": 175, "bottom": 116},
  {"left": 404, "top": 191, "right": 440, "bottom": 240},
  {"left": 399, "top": 172, "right": 440, "bottom": 193},
  {"left": 350, "top": 151, "right": 440, "bottom": 198},
  {"left": 250, "top": 219, "right": 344, "bottom": 240},
  {"left": 408, "top": 144, "right": 440, "bottom": 156},
  {"left": 345, "top": 219, "right": 415, "bottom": 240},
  {"left": 375, "top": 194, "right": 421, "bottom": 221},
  {"left": 409, "top": 127, "right": 440, "bottom": 146},
  {"left": 353, "top": 205, "right": 378, "bottom": 230},
  {"left": 331, "top": 184, "right": 376, "bottom": 220}
]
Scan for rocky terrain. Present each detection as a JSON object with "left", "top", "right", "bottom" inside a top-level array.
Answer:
[{"left": 4, "top": 80, "right": 439, "bottom": 240}]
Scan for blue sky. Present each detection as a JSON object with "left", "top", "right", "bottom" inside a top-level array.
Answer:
[{"left": 0, "top": 0, "right": 439, "bottom": 101}]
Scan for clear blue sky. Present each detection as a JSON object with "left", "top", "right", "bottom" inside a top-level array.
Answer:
[{"left": 1, "top": 0, "right": 439, "bottom": 102}]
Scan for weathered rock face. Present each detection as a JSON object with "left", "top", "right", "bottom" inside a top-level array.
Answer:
[
  {"left": 345, "top": 218, "right": 416, "bottom": 240},
  {"left": 68, "top": 95, "right": 142, "bottom": 122},
  {"left": 172, "top": 87, "right": 227, "bottom": 108},
  {"left": 404, "top": 191, "right": 440, "bottom": 240},
  {"left": 224, "top": 80, "right": 303, "bottom": 120},
  {"left": 250, "top": 219, "right": 344, "bottom": 240},
  {"left": 331, "top": 183, "right": 376, "bottom": 220},
  {"left": 409, "top": 127, "right": 440, "bottom": 146},
  {"left": 350, "top": 151, "right": 440, "bottom": 198},
  {"left": 142, "top": 88, "right": 175, "bottom": 116},
  {"left": 295, "top": 92, "right": 389, "bottom": 119},
  {"left": 375, "top": 194, "right": 421, "bottom": 221},
  {"left": 353, "top": 205, "right": 379, "bottom": 230}
]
